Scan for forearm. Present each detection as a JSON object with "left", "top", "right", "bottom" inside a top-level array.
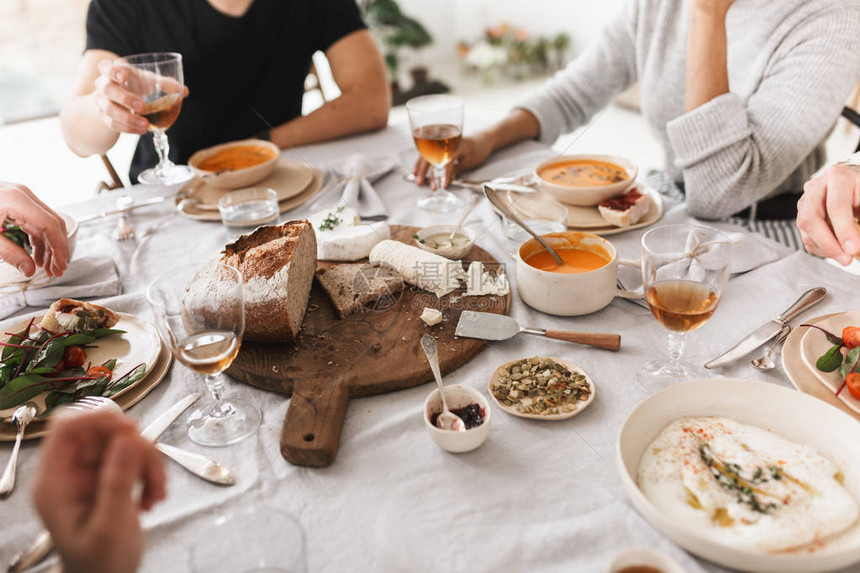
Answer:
[
  {"left": 478, "top": 109, "right": 541, "bottom": 154},
  {"left": 270, "top": 87, "right": 389, "bottom": 148},
  {"left": 685, "top": 6, "right": 730, "bottom": 112},
  {"left": 60, "top": 94, "right": 121, "bottom": 158}
]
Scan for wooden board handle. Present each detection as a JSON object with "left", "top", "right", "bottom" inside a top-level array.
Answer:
[
  {"left": 545, "top": 330, "right": 621, "bottom": 351},
  {"left": 280, "top": 378, "right": 350, "bottom": 467}
]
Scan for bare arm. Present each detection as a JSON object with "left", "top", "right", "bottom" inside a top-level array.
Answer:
[
  {"left": 685, "top": 1, "right": 735, "bottom": 112},
  {"left": 269, "top": 30, "right": 389, "bottom": 148}
]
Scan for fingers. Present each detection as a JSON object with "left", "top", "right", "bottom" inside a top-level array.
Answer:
[
  {"left": 94, "top": 63, "right": 147, "bottom": 135},
  {"left": 413, "top": 158, "right": 430, "bottom": 186},
  {"left": 0, "top": 235, "right": 35, "bottom": 276},
  {"left": 139, "top": 440, "right": 167, "bottom": 511},
  {"left": 92, "top": 433, "right": 144, "bottom": 527},
  {"left": 0, "top": 182, "right": 68, "bottom": 276},
  {"left": 824, "top": 166, "right": 860, "bottom": 262},
  {"left": 797, "top": 172, "right": 844, "bottom": 260}
]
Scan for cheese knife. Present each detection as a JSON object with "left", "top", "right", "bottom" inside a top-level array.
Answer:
[
  {"left": 7, "top": 394, "right": 233, "bottom": 573},
  {"left": 704, "top": 287, "right": 826, "bottom": 370},
  {"left": 455, "top": 311, "right": 621, "bottom": 351}
]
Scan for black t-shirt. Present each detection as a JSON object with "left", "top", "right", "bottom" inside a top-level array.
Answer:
[{"left": 86, "top": 0, "right": 366, "bottom": 182}]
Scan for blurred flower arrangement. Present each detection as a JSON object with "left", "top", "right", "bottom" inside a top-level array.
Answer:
[{"left": 458, "top": 23, "right": 572, "bottom": 83}]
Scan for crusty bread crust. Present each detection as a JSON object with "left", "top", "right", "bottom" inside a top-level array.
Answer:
[{"left": 221, "top": 220, "right": 317, "bottom": 341}]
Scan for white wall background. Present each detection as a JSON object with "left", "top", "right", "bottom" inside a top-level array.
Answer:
[{"left": 396, "top": 0, "right": 626, "bottom": 63}]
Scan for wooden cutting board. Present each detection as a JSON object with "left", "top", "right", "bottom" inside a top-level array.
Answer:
[{"left": 227, "top": 226, "right": 511, "bottom": 467}]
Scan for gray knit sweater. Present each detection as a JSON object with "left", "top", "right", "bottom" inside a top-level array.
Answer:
[{"left": 517, "top": 0, "right": 860, "bottom": 219}]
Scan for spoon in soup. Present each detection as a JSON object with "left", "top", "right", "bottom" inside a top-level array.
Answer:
[
  {"left": 484, "top": 184, "right": 564, "bottom": 267},
  {"left": 420, "top": 335, "right": 465, "bottom": 432}
]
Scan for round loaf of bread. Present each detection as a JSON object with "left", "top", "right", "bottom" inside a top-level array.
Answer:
[{"left": 220, "top": 220, "right": 317, "bottom": 341}]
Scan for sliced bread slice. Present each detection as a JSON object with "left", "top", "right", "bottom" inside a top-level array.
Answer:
[{"left": 316, "top": 262, "right": 404, "bottom": 317}]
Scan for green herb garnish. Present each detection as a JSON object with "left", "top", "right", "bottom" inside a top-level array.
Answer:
[{"left": 1, "top": 222, "right": 30, "bottom": 253}]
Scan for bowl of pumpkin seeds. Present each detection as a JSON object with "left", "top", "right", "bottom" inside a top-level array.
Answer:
[{"left": 488, "top": 356, "right": 595, "bottom": 420}]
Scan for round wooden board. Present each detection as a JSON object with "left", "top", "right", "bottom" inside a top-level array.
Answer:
[{"left": 227, "top": 226, "right": 511, "bottom": 467}]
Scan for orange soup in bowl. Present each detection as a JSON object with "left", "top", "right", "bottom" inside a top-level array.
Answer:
[
  {"left": 525, "top": 247, "right": 610, "bottom": 274},
  {"left": 196, "top": 144, "right": 278, "bottom": 173},
  {"left": 538, "top": 159, "right": 629, "bottom": 188}
]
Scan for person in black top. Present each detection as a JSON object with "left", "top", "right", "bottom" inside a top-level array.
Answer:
[{"left": 60, "top": 0, "right": 390, "bottom": 183}]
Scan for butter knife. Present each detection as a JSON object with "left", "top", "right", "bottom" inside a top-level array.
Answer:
[{"left": 704, "top": 287, "right": 826, "bottom": 369}]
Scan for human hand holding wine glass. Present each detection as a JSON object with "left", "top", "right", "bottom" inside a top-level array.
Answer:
[
  {"left": 146, "top": 263, "right": 261, "bottom": 446},
  {"left": 115, "top": 52, "right": 194, "bottom": 185},
  {"left": 407, "top": 94, "right": 465, "bottom": 212},
  {"left": 637, "top": 225, "right": 732, "bottom": 390}
]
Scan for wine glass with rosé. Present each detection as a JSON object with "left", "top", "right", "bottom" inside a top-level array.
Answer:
[
  {"left": 637, "top": 225, "right": 733, "bottom": 390},
  {"left": 146, "top": 263, "right": 261, "bottom": 446},
  {"left": 407, "top": 94, "right": 465, "bottom": 212},
  {"left": 115, "top": 52, "right": 194, "bottom": 185}
]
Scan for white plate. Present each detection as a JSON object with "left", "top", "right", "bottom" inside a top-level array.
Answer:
[
  {"left": 487, "top": 357, "right": 595, "bottom": 420},
  {"left": 0, "top": 312, "right": 162, "bottom": 420},
  {"left": 798, "top": 311, "right": 860, "bottom": 415},
  {"left": 617, "top": 378, "right": 860, "bottom": 573}
]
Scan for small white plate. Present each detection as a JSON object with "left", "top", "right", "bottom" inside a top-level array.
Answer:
[
  {"left": 0, "top": 312, "right": 162, "bottom": 420},
  {"left": 617, "top": 378, "right": 860, "bottom": 573},
  {"left": 487, "top": 357, "right": 595, "bottom": 420},
  {"left": 798, "top": 311, "right": 860, "bottom": 415}
]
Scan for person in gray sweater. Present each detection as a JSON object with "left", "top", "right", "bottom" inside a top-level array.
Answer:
[{"left": 414, "top": 0, "right": 860, "bottom": 220}]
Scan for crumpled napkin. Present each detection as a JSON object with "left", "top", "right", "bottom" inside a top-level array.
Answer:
[
  {"left": 324, "top": 154, "right": 396, "bottom": 219},
  {"left": 0, "top": 257, "right": 121, "bottom": 320}
]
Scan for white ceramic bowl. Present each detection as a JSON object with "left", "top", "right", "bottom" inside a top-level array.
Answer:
[
  {"left": 413, "top": 225, "right": 475, "bottom": 260},
  {"left": 188, "top": 138, "right": 280, "bottom": 190},
  {"left": 535, "top": 154, "right": 637, "bottom": 207},
  {"left": 424, "top": 384, "right": 491, "bottom": 453},
  {"left": 609, "top": 547, "right": 685, "bottom": 573},
  {"left": 0, "top": 211, "right": 78, "bottom": 284},
  {"left": 515, "top": 231, "right": 642, "bottom": 316},
  {"left": 617, "top": 378, "right": 860, "bottom": 573}
]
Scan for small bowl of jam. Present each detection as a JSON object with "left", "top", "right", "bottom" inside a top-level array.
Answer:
[{"left": 424, "top": 384, "right": 491, "bottom": 453}]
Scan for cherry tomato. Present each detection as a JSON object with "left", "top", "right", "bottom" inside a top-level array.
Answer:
[
  {"left": 61, "top": 346, "right": 87, "bottom": 369},
  {"left": 846, "top": 373, "right": 860, "bottom": 401},
  {"left": 843, "top": 326, "right": 860, "bottom": 349},
  {"left": 54, "top": 360, "right": 65, "bottom": 372},
  {"left": 85, "top": 365, "right": 112, "bottom": 381}
]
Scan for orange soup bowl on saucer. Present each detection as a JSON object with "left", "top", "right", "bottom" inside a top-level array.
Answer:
[
  {"left": 515, "top": 231, "right": 642, "bottom": 316},
  {"left": 535, "top": 154, "right": 637, "bottom": 207},
  {"left": 188, "top": 138, "right": 280, "bottom": 189}
]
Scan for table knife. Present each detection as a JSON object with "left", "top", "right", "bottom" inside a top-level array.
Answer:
[
  {"left": 76, "top": 195, "right": 169, "bottom": 224},
  {"left": 704, "top": 287, "right": 826, "bottom": 369}
]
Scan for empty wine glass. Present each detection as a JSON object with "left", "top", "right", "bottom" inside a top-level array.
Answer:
[
  {"left": 637, "top": 225, "right": 732, "bottom": 390},
  {"left": 146, "top": 262, "right": 261, "bottom": 446},
  {"left": 407, "top": 94, "right": 465, "bottom": 212},
  {"left": 115, "top": 52, "right": 194, "bottom": 185},
  {"left": 188, "top": 504, "right": 306, "bottom": 572}
]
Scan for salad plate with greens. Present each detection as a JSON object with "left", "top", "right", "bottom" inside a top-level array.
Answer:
[
  {"left": 798, "top": 310, "right": 860, "bottom": 414},
  {"left": 0, "top": 312, "right": 161, "bottom": 422}
]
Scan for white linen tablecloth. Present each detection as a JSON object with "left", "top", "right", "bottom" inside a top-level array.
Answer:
[{"left": 1, "top": 123, "right": 857, "bottom": 573}]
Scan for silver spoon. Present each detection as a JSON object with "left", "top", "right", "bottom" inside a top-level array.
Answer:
[
  {"left": 483, "top": 184, "right": 564, "bottom": 266},
  {"left": 0, "top": 402, "right": 38, "bottom": 499},
  {"left": 420, "top": 335, "right": 465, "bottom": 432},
  {"left": 751, "top": 325, "right": 792, "bottom": 371},
  {"left": 449, "top": 195, "right": 480, "bottom": 240}
]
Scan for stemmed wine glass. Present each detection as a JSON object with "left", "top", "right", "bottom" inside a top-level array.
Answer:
[
  {"left": 146, "top": 263, "right": 261, "bottom": 446},
  {"left": 637, "top": 225, "right": 733, "bottom": 390},
  {"left": 407, "top": 94, "right": 465, "bottom": 212},
  {"left": 115, "top": 52, "right": 194, "bottom": 185}
]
